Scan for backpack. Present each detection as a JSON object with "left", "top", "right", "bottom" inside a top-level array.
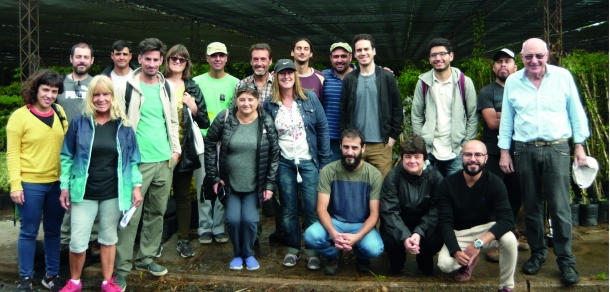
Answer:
[
  {"left": 50, "top": 103, "right": 67, "bottom": 130},
  {"left": 421, "top": 72, "right": 467, "bottom": 118},
  {"left": 124, "top": 81, "right": 172, "bottom": 115}
]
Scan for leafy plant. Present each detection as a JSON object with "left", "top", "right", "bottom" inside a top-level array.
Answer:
[
  {"left": 0, "top": 152, "right": 8, "bottom": 192},
  {"left": 596, "top": 272, "right": 607, "bottom": 280}
]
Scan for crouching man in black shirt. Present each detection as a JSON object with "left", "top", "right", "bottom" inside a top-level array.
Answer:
[{"left": 437, "top": 140, "right": 517, "bottom": 292}]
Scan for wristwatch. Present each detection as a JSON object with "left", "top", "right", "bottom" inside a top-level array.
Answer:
[{"left": 474, "top": 239, "right": 484, "bottom": 249}]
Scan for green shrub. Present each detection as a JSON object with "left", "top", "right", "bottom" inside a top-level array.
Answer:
[
  {"left": 0, "top": 82, "right": 21, "bottom": 96},
  {"left": 0, "top": 152, "right": 8, "bottom": 193},
  {"left": 0, "top": 95, "right": 23, "bottom": 151}
]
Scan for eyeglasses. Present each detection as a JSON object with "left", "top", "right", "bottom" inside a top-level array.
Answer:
[
  {"left": 169, "top": 56, "right": 188, "bottom": 64},
  {"left": 429, "top": 52, "right": 449, "bottom": 58},
  {"left": 523, "top": 52, "right": 547, "bottom": 61},
  {"left": 462, "top": 152, "right": 487, "bottom": 158},
  {"left": 74, "top": 81, "right": 81, "bottom": 98}
]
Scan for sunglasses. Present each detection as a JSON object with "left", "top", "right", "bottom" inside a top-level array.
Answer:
[
  {"left": 74, "top": 81, "right": 81, "bottom": 98},
  {"left": 237, "top": 82, "right": 257, "bottom": 91},
  {"left": 523, "top": 52, "right": 547, "bottom": 61},
  {"left": 169, "top": 56, "right": 188, "bottom": 64}
]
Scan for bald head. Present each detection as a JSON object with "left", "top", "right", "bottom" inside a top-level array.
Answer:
[
  {"left": 521, "top": 38, "right": 548, "bottom": 53},
  {"left": 463, "top": 140, "right": 487, "bottom": 154}
]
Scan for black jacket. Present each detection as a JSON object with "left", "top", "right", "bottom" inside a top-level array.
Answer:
[
  {"left": 203, "top": 107, "right": 279, "bottom": 201},
  {"left": 176, "top": 79, "right": 210, "bottom": 172},
  {"left": 380, "top": 164, "right": 443, "bottom": 243},
  {"left": 339, "top": 66, "right": 404, "bottom": 142}
]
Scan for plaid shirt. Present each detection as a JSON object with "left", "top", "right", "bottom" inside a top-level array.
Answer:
[{"left": 234, "top": 73, "right": 274, "bottom": 104}]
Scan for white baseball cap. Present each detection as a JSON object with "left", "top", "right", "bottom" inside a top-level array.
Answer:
[{"left": 572, "top": 156, "right": 599, "bottom": 188}]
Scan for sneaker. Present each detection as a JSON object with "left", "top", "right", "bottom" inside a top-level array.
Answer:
[
  {"left": 245, "top": 256, "right": 260, "bottom": 270},
  {"left": 498, "top": 286, "right": 513, "bottom": 292},
  {"left": 518, "top": 242, "right": 530, "bottom": 251},
  {"left": 522, "top": 255, "right": 545, "bottom": 275},
  {"left": 113, "top": 274, "right": 127, "bottom": 292},
  {"left": 485, "top": 249, "right": 500, "bottom": 263},
  {"left": 355, "top": 258, "right": 371, "bottom": 273},
  {"left": 560, "top": 265, "right": 580, "bottom": 285},
  {"left": 58, "top": 280, "right": 82, "bottom": 292},
  {"left": 307, "top": 256, "right": 321, "bottom": 270},
  {"left": 230, "top": 257, "right": 244, "bottom": 270},
  {"left": 454, "top": 255, "right": 480, "bottom": 282},
  {"left": 88, "top": 241, "right": 101, "bottom": 257},
  {"left": 199, "top": 233, "right": 213, "bottom": 244},
  {"left": 135, "top": 261, "right": 168, "bottom": 276},
  {"left": 101, "top": 277, "right": 123, "bottom": 292},
  {"left": 154, "top": 245, "right": 163, "bottom": 258},
  {"left": 282, "top": 254, "right": 299, "bottom": 267},
  {"left": 176, "top": 240, "right": 194, "bottom": 258},
  {"left": 214, "top": 233, "right": 229, "bottom": 243},
  {"left": 41, "top": 274, "right": 62, "bottom": 291},
  {"left": 16, "top": 277, "right": 32, "bottom": 291}
]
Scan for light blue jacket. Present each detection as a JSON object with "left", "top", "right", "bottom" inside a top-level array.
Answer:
[{"left": 60, "top": 115, "right": 142, "bottom": 212}]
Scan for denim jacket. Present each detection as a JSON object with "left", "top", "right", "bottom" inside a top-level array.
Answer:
[
  {"left": 263, "top": 90, "right": 332, "bottom": 170},
  {"left": 60, "top": 115, "right": 142, "bottom": 212}
]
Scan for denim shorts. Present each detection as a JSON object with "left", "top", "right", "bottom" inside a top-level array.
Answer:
[{"left": 69, "top": 198, "right": 121, "bottom": 253}]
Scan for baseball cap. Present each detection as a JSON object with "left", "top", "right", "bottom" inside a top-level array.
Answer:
[
  {"left": 274, "top": 59, "right": 296, "bottom": 73},
  {"left": 207, "top": 42, "right": 227, "bottom": 55},
  {"left": 572, "top": 156, "right": 599, "bottom": 188},
  {"left": 330, "top": 42, "right": 352, "bottom": 54},
  {"left": 493, "top": 48, "right": 515, "bottom": 61}
]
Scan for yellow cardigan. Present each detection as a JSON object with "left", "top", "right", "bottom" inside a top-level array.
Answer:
[{"left": 6, "top": 105, "right": 68, "bottom": 192}]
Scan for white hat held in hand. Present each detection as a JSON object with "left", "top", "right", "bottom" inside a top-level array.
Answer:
[{"left": 572, "top": 156, "right": 599, "bottom": 188}]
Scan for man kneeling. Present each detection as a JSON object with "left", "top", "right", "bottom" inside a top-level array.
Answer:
[
  {"left": 304, "top": 128, "right": 384, "bottom": 275},
  {"left": 437, "top": 140, "right": 517, "bottom": 292}
]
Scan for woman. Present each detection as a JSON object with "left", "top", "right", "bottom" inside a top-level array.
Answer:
[
  {"left": 204, "top": 85, "right": 279, "bottom": 270},
  {"left": 379, "top": 134, "right": 444, "bottom": 275},
  {"left": 263, "top": 59, "right": 331, "bottom": 270},
  {"left": 7, "top": 69, "right": 67, "bottom": 291},
  {"left": 58, "top": 75, "right": 143, "bottom": 291},
  {"left": 163, "top": 44, "right": 210, "bottom": 258}
]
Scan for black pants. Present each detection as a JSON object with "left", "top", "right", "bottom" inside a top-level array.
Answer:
[{"left": 380, "top": 228, "right": 444, "bottom": 274}]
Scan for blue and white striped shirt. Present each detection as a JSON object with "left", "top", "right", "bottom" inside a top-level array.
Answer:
[{"left": 322, "top": 64, "right": 357, "bottom": 141}]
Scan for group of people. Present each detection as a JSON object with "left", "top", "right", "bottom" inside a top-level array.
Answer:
[{"left": 6, "top": 33, "right": 589, "bottom": 292}]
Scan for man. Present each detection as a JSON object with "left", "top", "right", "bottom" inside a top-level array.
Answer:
[
  {"left": 477, "top": 48, "right": 529, "bottom": 263},
  {"left": 303, "top": 128, "right": 384, "bottom": 275},
  {"left": 339, "top": 34, "right": 403, "bottom": 178},
  {"left": 100, "top": 40, "right": 137, "bottom": 89},
  {"left": 322, "top": 42, "right": 356, "bottom": 161},
  {"left": 57, "top": 42, "right": 98, "bottom": 256},
  {"left": 437, "top": 140, "right": 517, "bottom": 292},
  {"left": 233, "top": 43, "right": 273, "bottom": 103},
  {"left": 192, "top": 42, "right": 238, "bottom": 245},
  {"left": 498, "top": 38, "right": 590, "bottom": 285},
  {"left": 292, "top": 38, "right": 324, "bottom": 101},
  {"left": 114, "top": 38, "right": 180, "bottom": 290},
  {"left": 411, "top": 37, "right": 477, "bottom": 177}
]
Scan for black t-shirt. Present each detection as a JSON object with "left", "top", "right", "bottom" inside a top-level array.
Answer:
[
  {"left": 84, "top": 122, "right": 119, "bottom": 201},
  {"left": 477, "top": 81, "right": 504, "bottom": 155},
  {"left": 28, "top": 106, "right": 55, "bottom": 128}
]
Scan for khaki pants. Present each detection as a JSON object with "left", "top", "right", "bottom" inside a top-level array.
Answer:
[
  {"left": 115, "top": 160, "right": 175, "bottom": 275},
  {"left": 437, "top": 222, "right": 518, "bottom": 289},
  {"left": 362, "top": 142, "right": 392, "bottom": 179}
]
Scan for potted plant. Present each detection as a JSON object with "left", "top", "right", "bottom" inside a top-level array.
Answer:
[{"left": 579, "top": 189, "right": 598, "bottom": 227}]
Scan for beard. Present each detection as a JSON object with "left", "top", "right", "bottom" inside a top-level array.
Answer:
[
  {"left": 463, "top": 161, "right": 485, "bottom": 176},
  {"left": 253, "top": 68, "right": 267, "bottom": 76},
  {"left": 341, "top": 151, "right": 363, "bottom": 172},
  {"left": 73, "top": 64, "right": 90, "bottom": 75}
]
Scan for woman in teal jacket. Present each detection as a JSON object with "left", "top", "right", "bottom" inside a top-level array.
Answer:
[{"left": 59, "top": 75, "right": 143, "bottom": 291}]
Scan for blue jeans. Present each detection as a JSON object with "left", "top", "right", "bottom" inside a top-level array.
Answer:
[
  {"left": 225, "top": 189, "right": 259, "bottom": 258},
  {"left": 329, "top": 140, "right": 342, "bottom": 162},
  {"left": 303, "top": 219, "right": 384, "bottom": 260},
  {"left": 515, "top": 141, "right": 574, "bottom": 267},
  {"left": 17, "top": 182, "right": 65, "bottom": 277},
  {"left": 278, "top": 158, "right": 319, "bottom": 256},
  {"left": 428, "top": 152, "right": 462, "bottom": 177}
]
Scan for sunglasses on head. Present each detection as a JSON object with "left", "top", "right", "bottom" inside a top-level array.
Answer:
[
  {"left": 523, "top": 52, "right": 547, "bottom": 61},
  {"left": 169, "top": 56, "right": 188, "bottom": 64},
  {"left": 74, "top": 81, "right": 81, "bottom": 98},
  {"left": 237, "top": 82, "right": 257, "bottom": 91}
]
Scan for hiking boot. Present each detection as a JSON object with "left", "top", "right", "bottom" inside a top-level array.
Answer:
[
  {"left": 560, "top": 265, "right": 580, "bottom": 285},
  {"left": 176, "top": 240, "right": 194, "bottom": 258},
  {"left": 16, "top": 277, "right": 32, "bottom": 291},
  {"left": 245, "top": 256, "right": 260, "bottom": 270},
  {"left": 41, "top": 274, "right": 62, "bottom": 291},
  {"left": 283, "top": 254, "right": 299, "bottom": 267},
  {"left": 113, "top": 274, "right": 127, "bottom": 292},
  {"left": 323, "top": 257, "right": 339, "bottom": 275},
  {"left": 58, "top": 280, "right": 82, "bottom": 292},
  {"left": 230, "top": 257, "right": 243, "bottom": 270},
  {"left": 454, "top": 255, "right": 479, "bottom": 282},
  {"left": 199, "top": 233, "right": 213, "bottom": 244},
  {"left": 101, "top": 277, "right": 123, "bottom": 292},
  {"left": 355, "top": 258, "right": 371, "bottom": 273},
  {"left": 522, "top": 255, "right": 545, "bottom": 275},
  {"left": 214, "top": 233, "right": 229, "bottom": 243},
  {"left": 485, "top": 249, "right": 500, "bottom": 263},
  {"left": 135, "top": 261, "right": 168, "bottom": 276},
  {"left": 307, "top": 256, "right": 321, "bottom": 270}
]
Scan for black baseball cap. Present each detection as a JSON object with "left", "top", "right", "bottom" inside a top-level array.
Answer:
[{"left": 274, "top": 59, "right": 296, "bottom": 73}]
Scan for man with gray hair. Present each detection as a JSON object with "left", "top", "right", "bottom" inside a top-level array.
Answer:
[
  {"left": 498, "top": 38, "right": 589, "bottom": 285},
  {"left": 114, "top": 38, "right": 180, "bottom": 290}
]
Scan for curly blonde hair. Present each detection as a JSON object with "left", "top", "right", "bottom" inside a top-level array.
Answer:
[{"left": 83, "top": 75, "right": 131, "bottom": 126}]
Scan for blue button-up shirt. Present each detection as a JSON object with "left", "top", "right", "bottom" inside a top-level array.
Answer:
[{"left": 498, "top": 64, "right": 589, "bottom": 149}]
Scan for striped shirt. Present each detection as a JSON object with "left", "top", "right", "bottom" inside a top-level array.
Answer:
[{"left": 322, "top": 64, "right": 356, "bottom": 140}]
